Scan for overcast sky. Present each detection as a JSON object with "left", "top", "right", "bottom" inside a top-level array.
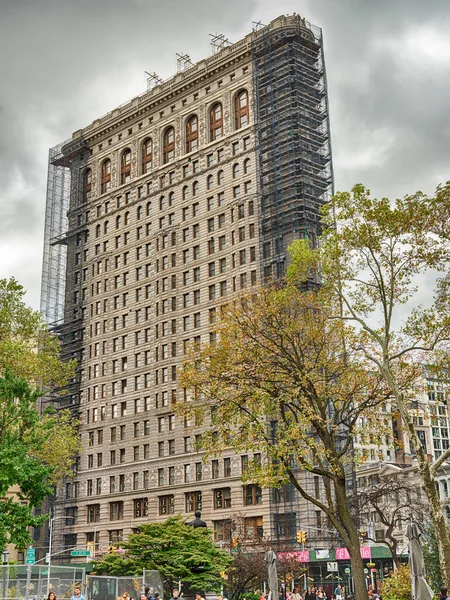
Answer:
[{"left": 1, "top": 0, "right": 450, "bottom": 311}]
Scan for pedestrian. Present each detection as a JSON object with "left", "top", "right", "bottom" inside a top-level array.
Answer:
[
  {"left": 304, "top": 588, "right": 316, "bottom": 600},
  {"left": 71, "top": 588, "right": 86, "bottom": 600},
  {"left": 334, "top": 585, "right": 342, "bottom": 600},
  {"left": 291, "top": 587, "right": 302, "bottom": 600},
  {"left": 171, "top": 590, "right": 180, "bottom": 600},
  {"left": 145, "top": 588, "right": 152, "bottom": 600},
  {"left": 122, "top": 592, "right": 134, "bottom": 600},
  {"left": 140, "top": 594, "right": 148, "bottom": 600},
  {"left": 195, "top": 593, "right": 205, "bottom": 600},
  {"left": 47, "top": 592, "right": 57, "bottom": 600},
  {"left": 439, "top": 586, "right": 450, "bottom": 600}
]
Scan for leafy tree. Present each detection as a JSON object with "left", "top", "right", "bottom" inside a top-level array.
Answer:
[
  {"left": 0, "top": 372, "right": 79, "bottom": 550},
  {"left": 299, "top": 182, "right": 450, "bottom": 583},
  {"left": 423, "top": 525, "right": 443, "bottom": 593},
  {"left": 93, "top": 517, "right": 232, "bottom": 595},
  {"left": 180, "top": 282, "right": 396, "bottom": 600},
  {"left": 0, "top": 277, "right": 74, "bottom": 386},
  {"left": 382, "top": 565, "right": 412, "bottom": 600}
]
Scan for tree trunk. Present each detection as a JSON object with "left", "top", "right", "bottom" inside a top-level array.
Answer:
[
  {"left": 383, "top": 366, "right": 450, "bottom": 585},
  {"left": 349, "top": 546, "right": 368, "bottom": 600},
  {"left": 334, "top": 478, "right": 369, "bottom": 600}
]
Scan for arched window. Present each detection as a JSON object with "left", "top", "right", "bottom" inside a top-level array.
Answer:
[
  {"left": 121, "top": 149, "right": 131, "bottom": 184},
  {"left": 96, "top": 224, "right": 101, "bottom": 238},
  {"left": 210, "top": 103, "right": 223, "bottom": 141},
  {"left": 101, "top": 159, "right": 111, "bottom": 194},
  {"left": 146, "top": 201, "right": 152, "bottom": 216},
  {"left": 207, "top": 174, "right": 214, "bottom": 190},
  {"left": 243, "top": 158, "right": 251, "bottom": 175},
  {"left": 217, "top": 170, "right": 224, "bottom": 185},
  {"left": 235, "top": 90, "right": 249, "bottom": 129},
  {"left": 124, "top": 211, "right": 130, "bottom": 226},
  {"left": 160, "top": 196, "right": 166, "bottom": 211},
  {"left": 137, "top": 206, "right": 143, "bottom": 220},
  {"left": 168, "top": 191, "right": 175, "bottom": 207},
  {"left": 182, "top": 185, "right": 189, "bottom": 201},
  {"left": 104, "top": 221, "right": 109, "bottom": 234},
  {"left": 163, "top": 127, "right": 175, "bottom": 164},
  {"left": 192, "top": 181, "right": 199, "bottom": 196},
  {"left": 232, "top": 163, "right": 240, "bottom": 178},
  {"left": 186, "top": 115, "right": 198, "bottom": 153},
  {"left": 116, "top": 215, "right": 121, "bottom": 229},
  {"left": 84, "top": 168, "right": 92, "bottom": 201},
  {"left": 142, "top": 138, "right": 152, "bottom": 174}
]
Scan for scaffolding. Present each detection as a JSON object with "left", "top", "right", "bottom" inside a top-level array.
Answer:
[
  {"left": 40, "top": 140, "right": 72, "bottom": 324},
  {"left": 39, "top": 136, "right": 90, "bottom": 562},
  {"left": 251, "top": 16, "right": 334, "bottom": 548},
  {"left": 251, "top": 16, "right": 333, "bottom": 281}
]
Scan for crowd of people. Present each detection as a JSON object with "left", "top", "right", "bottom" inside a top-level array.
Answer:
[{"left": 43, "top": 583, "right": 450, "bottom": 600}]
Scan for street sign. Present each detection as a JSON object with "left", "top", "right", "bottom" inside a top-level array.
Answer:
[
  {"left": 327, "top": 562, "right": 338, "bottom": 572},
  {"left": 71, "top": 550, "right": 91, "bottom": 557},
  {"left": 26, "top": 547, "right": 35, "bottom": 565}
]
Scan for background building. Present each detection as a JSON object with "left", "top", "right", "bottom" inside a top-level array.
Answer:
[{"left": 40, "top": 14, "right": 333, "bottom": 561}]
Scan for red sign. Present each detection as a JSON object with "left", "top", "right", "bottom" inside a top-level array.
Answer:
[
  {"left": 336, "top": 546, "right": 371, "bottom": 560},
  {"left": 278, "top": 551, "right": 310, "bottom": 563}
]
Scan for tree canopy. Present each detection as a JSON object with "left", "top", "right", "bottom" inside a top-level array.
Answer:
[
  {"left": 180, "top": 278, "right": 395, "bottom": 600},
  {"left": 305, "top": 182, "right": 450, "bottom": 584},
  {"left": 93, "top": 517, "right": 232, "bottom": 594},
  {"left": 0, "top": 277, "right": 79, "bottom": 549},
  {"left": 0, "top": 277, "right": 74, "bottom": 386},
  {"left": 0, "top": 371, "right": 79, "bottom": 550}
]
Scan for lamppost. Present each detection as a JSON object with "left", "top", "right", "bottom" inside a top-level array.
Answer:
[
  {"left": 47, "top": 515, "right": 75, "bottom": 594},
  {"left": 2, "top": 550, "right": 10, "bottom": 600}
]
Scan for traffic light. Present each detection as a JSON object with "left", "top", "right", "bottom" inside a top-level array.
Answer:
[
  {"left": 296, "top": 530, "right": 307, "bottom": 544},
  {"left": 107, "top": 545, "right": 116, "bottom": 554},
  {"left": 231, "top": 536, "right": 239, "bottom": 548}
]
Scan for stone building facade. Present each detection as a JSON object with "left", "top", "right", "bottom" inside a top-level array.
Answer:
[{"left": 41, "top": 14, "right": 333, "bottom": 559}]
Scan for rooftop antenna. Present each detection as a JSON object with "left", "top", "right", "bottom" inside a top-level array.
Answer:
[
  {"left": 145, "top": 71, "right": 163, "bottom": 91},
  {"left": 209, "top": 33, "right": 231, "bottom": 55},
  {"left": 176, "top": 53, "right": 193, "bottom": 73},
  {"left": 252, "top": 20, "right": 266, "bottom": 31}
]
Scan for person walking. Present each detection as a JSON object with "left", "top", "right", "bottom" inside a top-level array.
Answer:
[
  {"left": 291, "top": 587, "right": 302, "bottom": 600},
  {"left": 439, "top": 586, "right": 450, "bottom": 600},
  {"left": 334, "top": 585, "right": 342, "bottom": 600},
  {"left": 46, "top": 592, "right": 57, "bottom": 600},
  {"left": 304, "top": 588, "right": 316, "bottom": 600},
  {"left": 71, "top": 588, "right": 86, "bottom": 600}
]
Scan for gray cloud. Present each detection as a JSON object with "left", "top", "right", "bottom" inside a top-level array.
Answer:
[{"left": 1, "top": 0, "right": 450, "bottom": 309}]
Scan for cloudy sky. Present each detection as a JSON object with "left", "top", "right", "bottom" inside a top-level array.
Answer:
[{"left": 1, "top": 0, "right": 450, "bottom": 310}]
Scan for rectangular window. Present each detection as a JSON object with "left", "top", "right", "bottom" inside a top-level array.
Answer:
[
  {"left": 185, "top": 491, "right": 202, "bottom": 513},
  {"left": 134, "top": 498, "right": 148, "bottom": 518},
  {"left": 213, "top": 520, "right": 231, "bottom": 542},
  {"left": 159, "top": 495, "right": 174, "bottom": 515},
  {"left": 109, "top": 501, "right": 124, "bottom": 521},
  {"left": 244, "top": 484, "right": 263, "bottom": 505},
  {"left": 214, "top": 487, "right": 231, "bottom": 509}
]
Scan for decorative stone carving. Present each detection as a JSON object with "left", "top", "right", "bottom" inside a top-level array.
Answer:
[{"left": 111, "top": 150, "right": 118, "bottom": 187}]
